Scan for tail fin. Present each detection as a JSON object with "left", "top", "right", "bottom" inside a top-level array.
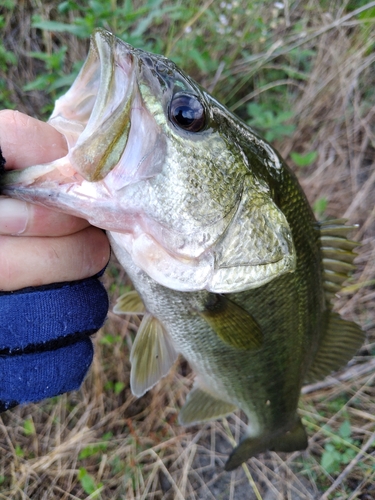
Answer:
[{"left": 225, "top": 418, "right": 308, "bottom": 471}]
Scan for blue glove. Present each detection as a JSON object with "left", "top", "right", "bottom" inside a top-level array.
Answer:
[{"left": 0, "top": 272, "right": 108, "bottom": 411}]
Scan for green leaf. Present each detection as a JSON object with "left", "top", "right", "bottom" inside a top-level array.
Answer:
[
  {"left": 49, "top": 72, "right": 79, "bottom": 91},
  {"left": 100, "top": 334, "right": 122, "bottom": 345},
  {"left": 290, "top": 151, "right": 318, "bottom": 167},
  {"left": 0, "top": 45, "right": 17, "bottom": 69},
  {"left": 79, "top": 442, "right": 108, "bottom": 459},
  {"left": 23, "top": 75, "right": 52, "bottom": 92},
  {"left": 104, "top": 381, "right": 114, "bottom": 391},
  {"left": 0, "top": 78, "right": 16, "bottom": 109},
  {"left": 321, "top": 446, "right": 341, "bottom": 473},
  {"left": 114, "top": 381, "right": 125, "bottom": 395},
  {"left": 358, "top": 6, "right": 375, "bottom": 21},
  {"left": 103, "top": 379, "right": 125, "bottom": 394},
  {"left": 2, "top": 0, "right": 15, "bottom": 9},
  {"left": 31, "top": 18, "right": 90, "bottom": 38},
  {"left": 342, "top": 448, "right": 356, "bottom": 464},
  {"left": 78, "top": 468, "right": 99, "bottom": 495},
  {"left": 15, "top": 445, "right": 24, "bottom": 457},
  {"left": 338, "top": 420, "right": 352, "bottom": 439},
  {"left": 246, "top": 102, "right": 296, "bottom": 141},
  {"left": 58, "top": 1, "right": 79, "bottom": 14},
  {"left": 23, "top": 419, "right": 35, "bottom": 436},
  {"left": 313, "top": 197, "right": 328, "bottom": 217}
]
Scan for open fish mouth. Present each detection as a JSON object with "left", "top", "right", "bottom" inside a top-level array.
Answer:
[
  {"left": 49, "top": 29, "right": 136, "bottom": 182},
  {"left": 4, "top": 30, "right": 164, "bottom": 190},
  {"left": 2, "top": 29, "right": 296, "bottom": 293},
  {"left": 2, "top": 29, "right": 170, "bottom": 243}
]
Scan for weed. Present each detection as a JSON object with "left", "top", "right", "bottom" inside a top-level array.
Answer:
[
  {"left": 79, "top": 440, "right": 110, "bottom": 460},
  {"left": 23, "top": 418, "right": 36, "bottom": 436},
  {"left": 291, "top": 151, "right": 318, "bottom": 168},
  {"left": 320, "top": 420, "right": 359, "bottom": 475},
  {"left": 78, "top": 467, "right": 103, "bottom": 497},
  {"left": 247, "top": 102, "right": 296, "bottom": 142},
  {"left": 104, "top": 380, "right": 126, "bottom": 394},
  {"left": 314, "top": 197, "right": 328, "bottom": 219},
  {"left": 14, "top": 444, "right": 24, "bottom": 457}
]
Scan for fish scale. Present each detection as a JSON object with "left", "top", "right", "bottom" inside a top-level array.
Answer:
[{"left": 112, "top": 237, "right": 303, "bottom": 436}]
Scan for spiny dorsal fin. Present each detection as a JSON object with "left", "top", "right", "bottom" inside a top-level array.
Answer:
[
  {"left": 179, "top": 382, "right": 237, "bottom": 425},
  {"left": 113, "top": 290, "right": 146, "bottom": 315},
  {"left": 319, "top": 218, "right": 358, "bottom": 236},
  {"left": 305, "top": 311, "right": 364, "bottom": 384},
  {"left": 198, "top": 295, "right": 263, "bottom": 350},
  {"left": 225, "top": 417, "right": 308, "bottom": 471},
  {"left": 130, "top": 313, "right": 178, "bottom": 397},
  {"left": 318, "top": 219, "right": 359, "bottom": 303}
]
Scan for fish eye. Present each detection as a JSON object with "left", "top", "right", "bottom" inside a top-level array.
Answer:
[{"left": 169, "top": 93, "right": 206, "bottom": 132}]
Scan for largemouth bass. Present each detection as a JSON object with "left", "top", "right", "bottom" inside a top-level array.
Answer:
[{"left": 2, "top": 29, "right": 364, "bottom": 470}]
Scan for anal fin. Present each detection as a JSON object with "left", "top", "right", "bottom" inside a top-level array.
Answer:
[
  {"left": 305, "top": 311, "right": 364, "bottom": 383},
  {"left": 225, "top": 418, "right": 308, "bottom": 471},
  {"left": 179, "top": 384, "right": 237, "bottom": 425},
  {"left": 130, "top": 313, "right": 177, "bottom": 397}
]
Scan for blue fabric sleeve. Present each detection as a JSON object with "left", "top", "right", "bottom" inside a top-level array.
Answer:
[{"left": 0, "top": 274, "right": 108, "bottom": 411}]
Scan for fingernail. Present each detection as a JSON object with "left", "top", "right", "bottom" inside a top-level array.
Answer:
[{"left": 0, "top": 198, "right": 29, "bottom": 235}]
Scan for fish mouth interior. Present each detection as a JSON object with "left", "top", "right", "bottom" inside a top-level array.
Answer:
[{"left": 48, "top": 29, "right": 136, "bottom": 182}]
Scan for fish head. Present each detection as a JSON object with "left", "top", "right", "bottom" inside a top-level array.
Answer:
[{"left": 3, "top": 29, "right": 296, "bottom": 293}]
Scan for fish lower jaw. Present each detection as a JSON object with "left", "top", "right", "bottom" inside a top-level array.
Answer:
[
  {"left": 2, "top": 158, "right": 85, "bottom": 191},
  {"left": 112, "top": 231, "right": 213, "bottom": 292}
]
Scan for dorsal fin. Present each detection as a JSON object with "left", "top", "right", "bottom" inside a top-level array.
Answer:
[
  {"left": 130, "top": 313, "right": 178, "bottom": 397},
  {"left": 113, "top": 290, "right": 146, "bottom": 315},
  {"left": 318, "top": 219, "right": 359, "bottom": 303},
  {"left": 198, "top": 295, "right": 263, "bottom": 350},
  {"left": 305, "top": 311, "right": 364, "bottom": 384}
]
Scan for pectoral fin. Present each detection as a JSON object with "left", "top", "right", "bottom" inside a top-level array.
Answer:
[
  {"left": 130, "top": 313, "right": 178, "bottom": 397},
  {"left": 305, "top": 311, "right": 364, "bottom": 383},
  {"left": 179, "top": 383, "right": 237, "bottom": 425},
  {"left": 113, "top": 290, "right": 146, "bottom": 315},
  {"left": 199, "top": 295, "right": 263, "bottom": 350},
  {"left": 225, "top": 418, "right": 308, "bottom": 471}
]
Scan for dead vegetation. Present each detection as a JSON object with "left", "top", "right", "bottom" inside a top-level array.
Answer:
[{"left": 0, "top": 1, "right": 374, "bottom": 498}]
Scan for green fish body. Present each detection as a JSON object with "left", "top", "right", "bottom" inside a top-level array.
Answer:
[{"left": 2, "top": 29, "right": 364, "bottom": 470}]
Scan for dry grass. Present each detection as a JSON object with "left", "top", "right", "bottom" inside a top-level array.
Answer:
[{"left": 0, "top": 1, "right": 374, "bottom": 499}]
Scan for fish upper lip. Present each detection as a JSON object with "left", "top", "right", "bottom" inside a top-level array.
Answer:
[{"left": 47, "top": 29, "right": 136, "bottom": 183}]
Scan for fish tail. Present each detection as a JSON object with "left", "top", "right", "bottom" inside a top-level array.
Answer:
[{"left": 224, "top": 417, "right": 308, "bottom": 471}]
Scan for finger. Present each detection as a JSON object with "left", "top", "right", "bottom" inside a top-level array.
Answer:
[
  {"left": 0, "top": 110, "right": 68, "bottom": 169},
  {"left": 0, "top": 226, "right": 110, "bottom": 291},
  {"left": 0, "top": 198, "right": 90, "bottom": 236},
  {"left": 0, "top": 111, "right": 90, "bottom": 235}
]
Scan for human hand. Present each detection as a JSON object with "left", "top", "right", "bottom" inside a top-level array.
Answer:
[
  {"left": 0, "top": 109, "right": 110, "bottom": 290},
  {"left": 0, "top": 110, "right": 110, "bottom": 411}
]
